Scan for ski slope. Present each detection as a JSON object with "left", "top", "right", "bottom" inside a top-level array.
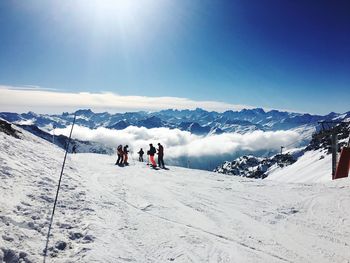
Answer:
[
  {"left": 267, "top": 150, "right": 332, "bottom": 183},
  {"left": 1, "top": 124, "right": 350, "bottom": 262}
]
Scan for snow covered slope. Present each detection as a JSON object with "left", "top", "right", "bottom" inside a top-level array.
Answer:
[
  {"left": 267, "top": 150, "right": 332, "bottom": 183},
  {"left": 267, "top": 122, "right": 350, "bottom": 183},
  {"left": 1, "top": 123, "right": 350, "bottom": 262},
  {"left": 0, "top": 121, "right": 95, "bottom": 262}
]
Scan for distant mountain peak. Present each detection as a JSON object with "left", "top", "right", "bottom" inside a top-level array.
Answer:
[
  {"left": 0, "top": 108, "right": 348, "bottom": 136},
  {"left": 253, "top": 108, "right": 265, "bottom": 114},
  {"left": 74, "top": 109, "right": 94, "bottom": 115}
]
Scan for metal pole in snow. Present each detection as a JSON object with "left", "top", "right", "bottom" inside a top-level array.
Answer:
[
  {"left": 52, "top": 124, "right": 56, "bottom": 144},
  {"left": 280, "top": 146, "right": 284, "bottom": 155},
  {"left": 331, "top": 133, "right": 338, "bottom": 180},
  {"left": 43, "top": 114, "right": 76, "bottom": 262}
]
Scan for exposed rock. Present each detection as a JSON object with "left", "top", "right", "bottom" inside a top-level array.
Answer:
[
  {"left": 55, "top": 241, "right": 67, "bottom": 251},
  {"left": 0, "top": 119, "right": 21, "bottom": 139},
  {"left": 214, "top": 154, "right": 296, "bottom": 179},
  {"left": 2, "top": 248, "right": 19, "bottom": 263}
]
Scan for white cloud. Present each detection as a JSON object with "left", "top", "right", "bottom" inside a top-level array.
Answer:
[
  {"left": 0, "top": 85, "right": 254, "bottom": 113},
  {"left": 6, "top": 85, "right": 58, "bottom": 91},
  {"left": 53, "top": 125, "right": 301, "bottom": 169}
]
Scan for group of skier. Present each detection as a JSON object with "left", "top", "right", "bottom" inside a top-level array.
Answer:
[
  {"left": 115, "top": 144, "right": 129, "bottom": 166},
  {"left": 115, "top": 143, "right": 165, "bottom": 169},
  {"left": 146, "top": 143, "right": 165, "bottom": 169}
]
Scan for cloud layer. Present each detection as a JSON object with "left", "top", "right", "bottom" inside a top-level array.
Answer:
[
  {"left": 54, "top": 125, "right": 301, "bottom": 169},
  {"left": 0, "top": 85, "right": 254, "bottom": 113}
]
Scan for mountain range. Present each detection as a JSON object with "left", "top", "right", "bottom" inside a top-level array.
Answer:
[{"left": 1, "top": 108, "right": 349, "bottom": 135}]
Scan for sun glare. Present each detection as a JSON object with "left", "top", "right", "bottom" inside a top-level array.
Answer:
[
  {"left": 69, "top": 0, "right": 168, "bottom": 47},
  {"left": 78, "top": 0, "right": 162, "bottom": 30},
  {"left": 91, "top": 0, "right": 142, "bottom": 22}
]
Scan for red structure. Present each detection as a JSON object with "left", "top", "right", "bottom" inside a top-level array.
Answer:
[{"left": 334, "top": 147, "right": 350, "bottom": 180}]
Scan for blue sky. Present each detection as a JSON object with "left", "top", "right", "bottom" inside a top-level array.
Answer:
[{"left": 0, "top": 0, "right": 349, "bottom": 114}]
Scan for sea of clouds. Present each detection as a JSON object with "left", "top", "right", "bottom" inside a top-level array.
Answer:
[{"left": 53, "top": 125, "right": 301, "bottom": 170}]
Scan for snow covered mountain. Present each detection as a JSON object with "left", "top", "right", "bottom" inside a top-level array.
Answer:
[
  {"left": 1, "top": 119, "right": 350, "bottom": 262},
  {"left": 214, "top": 153, "right": 298, "bottom": 179},
  {"left": 215, "top": 122, "right": 350, "bottom": 181},
  {"left": 18, "top": 123, "right": 114, "bottom": 155},
  {"left": 1, "top": 108, "right": 349, "bottom": 135}
]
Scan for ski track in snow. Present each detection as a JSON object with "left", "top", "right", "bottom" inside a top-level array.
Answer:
[
  {"left": 73, "top": 154, "right": 350, "bottom": 263},
  {"left": 0, "top": 126, "right": 350, "bottom": 262}
]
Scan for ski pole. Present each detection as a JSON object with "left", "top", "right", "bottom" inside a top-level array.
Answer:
[{"left": 43, "top": 114, "right": 76, "bottom": 263}]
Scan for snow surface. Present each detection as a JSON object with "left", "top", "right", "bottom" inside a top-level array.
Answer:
[
  {"left": 1, "top": 126, "right": 350, "bottom": 262},
  {"left": 267, "top": 150, "right": 332, "bottom": 183}
]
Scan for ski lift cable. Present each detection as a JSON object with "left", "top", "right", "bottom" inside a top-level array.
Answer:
[
  {"left": 43, "top": 114, "right": 76, "bottom": 263},
  {"left": 282, "top": 121, "right": 350, "bottom": 150},
  {"left": 263, "top": 138, "right": 304, "bottom": 159},
  {"left": 283, "top": 131, "right": 316, "bottom": 149},
  {"left": 260, "top": 123, "right": 336, "bottom": 159}
]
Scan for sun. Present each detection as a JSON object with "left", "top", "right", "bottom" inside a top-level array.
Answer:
[
  {"left": 69, "top": 0, "right": 166, "bottom": 46},
  {"left": 90, "top": 0, "right": 142, "bottom": 23},
  {"left": 76, "top": 0, "right": 162, "bottom": 28}
]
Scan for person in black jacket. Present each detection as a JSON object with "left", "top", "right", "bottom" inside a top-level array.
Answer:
[
  {"left": 157, "top": 143, "right": 165, "bottom": 168},
  {"left": 149, "top": 144, "right": 157, "bottom": 167},
  {"left": 123, "top": 145, "right": 129, "bottom": 165},
  {"left": 115, "top": 145, "right": 124, "bottom": 165},
  {"left": 72, "top": 144, "right": 77, "bottom": 154},
  {"left": 138, "top": 148, "right": 144, "bottom": 162}
]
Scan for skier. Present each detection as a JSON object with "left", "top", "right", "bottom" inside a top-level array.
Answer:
[
  {"left": 138, "top": 148, "right": 144, "bottom": 162},
  {"left": 157, "top": 143, "right": 165, "bottom": 168},
  {"left": 115, "top": 145, "right": 124, "bottom": 165},
  {"left": 72, "top": 144, "right": 77, "bottom": 154},
  {"left": 148, "top": 144, "right": 157, "bottom": 168},
  {"left": 123, "top": 145, "right": 129, "bottom": 165}
]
